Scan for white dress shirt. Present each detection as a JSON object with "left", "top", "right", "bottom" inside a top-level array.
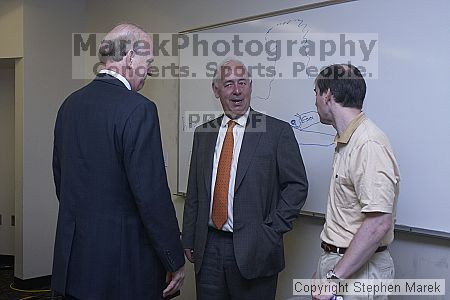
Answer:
[
  {"left": 98, "top": 69, "right": 131, "bottom": 91},
  {"left": 209, "top": 109, "right": 250, "bottom": 232}
]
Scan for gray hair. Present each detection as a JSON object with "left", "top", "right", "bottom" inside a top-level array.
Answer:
[
  {"left": 98, "top": 23, "right": 149, "bottom": 64},
  {"left": 212, "top": 58, "right": 251, "bottom": 86}
]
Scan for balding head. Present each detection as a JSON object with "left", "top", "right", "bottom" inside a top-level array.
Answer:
[
  {"left": 98, "top": 23, "right": 149, "bottom": 64},
  {"left": 98, "top": 23, "right": 154, "bottom": 91}
]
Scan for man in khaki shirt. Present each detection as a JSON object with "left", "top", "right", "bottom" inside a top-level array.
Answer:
[{"left": 312, "top": 64, "right": 400, "bottom": 300}]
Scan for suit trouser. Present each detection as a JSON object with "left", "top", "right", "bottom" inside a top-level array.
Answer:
[
  {"left": 316, "top": 249, "right": 394, "bottom": 300},
  {"left": 196, "top": 228, "right": 278, "bottom": 300}
]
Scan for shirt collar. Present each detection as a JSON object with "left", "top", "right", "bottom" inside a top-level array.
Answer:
[
  {"left": 98, "top": 69, "right": 132, "bottom": 91},
  {"left": 335, "top": 112, "right": 366, "bottom": 145},
  {"left": 221, "top": 108, "right": 250, "bottom": 128}
]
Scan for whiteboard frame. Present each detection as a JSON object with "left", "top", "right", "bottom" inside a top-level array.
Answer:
[{"left": 178, "top": 0, "right": 356, "bottom": 34}]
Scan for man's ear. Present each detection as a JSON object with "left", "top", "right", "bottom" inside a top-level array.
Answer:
[
  {"left": 324, "top": 88, "right": 332, "bottom": 103},
  {"left": 126, "top": 50, "right": 135, "bottom": 68},
  {"left": 212, "top": 82, "right": 220, "bottom": 99}
]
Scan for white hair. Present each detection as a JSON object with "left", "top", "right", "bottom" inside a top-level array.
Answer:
[{"left": 212, "top": 58, "right": 251, "bottom": 86}]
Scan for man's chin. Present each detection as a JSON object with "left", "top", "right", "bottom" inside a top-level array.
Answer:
[
  {"left": 319, "top": 118, "right": 332, "bottom": 125},
  {"left": 230, "top": 112, "right": 246, "bottom": 120}
]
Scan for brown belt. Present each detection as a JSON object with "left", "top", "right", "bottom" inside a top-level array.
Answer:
[{"left": 321, "top": 241, "right": 387, "bottom": 255}]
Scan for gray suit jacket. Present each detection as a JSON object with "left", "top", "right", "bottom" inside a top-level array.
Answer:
[{"left": 182, "top": 109, "right": 308, "bottom": 279}]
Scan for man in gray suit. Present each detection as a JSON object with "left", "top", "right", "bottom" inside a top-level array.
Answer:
[{"left": 182, "top": 58, "right": 308, "bottom": 300}]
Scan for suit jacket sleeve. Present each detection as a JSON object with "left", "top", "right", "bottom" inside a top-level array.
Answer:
[
  {"left": 52, "top": 107, "right": 63, "bottom": 201},
  {"left": 271, "top": 124, "right": 308, "bottom": 234},
  {"left": 181, "top": 129, "right": 200, "bottom": 249},
  {"left": 122, "top": 101, "right": 185, "bottom": 272}
]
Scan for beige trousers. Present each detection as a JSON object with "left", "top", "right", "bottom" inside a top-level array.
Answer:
[{"left": 316, "top": 250, "right": 395, "bottom": 300}]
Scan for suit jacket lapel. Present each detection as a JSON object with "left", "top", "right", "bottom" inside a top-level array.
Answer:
[
  {"left": 204, "top": 116, "right": 222, "bottom": 199},
  {"left": 235, "top": 109, "right": 263, "bottom": 191}
]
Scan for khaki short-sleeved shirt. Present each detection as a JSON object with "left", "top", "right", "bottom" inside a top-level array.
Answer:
[{"left": 320, "top": 113, "right": 400, "bottom": 248}]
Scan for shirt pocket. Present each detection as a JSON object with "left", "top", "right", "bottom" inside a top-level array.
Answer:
[{"left": 334, "top": 173, "right": 358, "bottom": 209}]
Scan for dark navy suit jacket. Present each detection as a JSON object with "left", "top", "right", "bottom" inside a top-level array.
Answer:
[{"left": 52, "top": 74, "right": 184, "bottom": 299}]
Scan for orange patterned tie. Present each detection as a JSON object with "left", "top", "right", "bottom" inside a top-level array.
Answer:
[{"left": 212, "top": 120, "right": 236, "bottom": 230}]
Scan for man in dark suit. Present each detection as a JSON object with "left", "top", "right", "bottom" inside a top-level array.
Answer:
[
  {"left": 182, "top": 58, "right": 308, "bottom": 300},
  {"left": 52, "top": 23, "right": 185, "bottom": 300}
]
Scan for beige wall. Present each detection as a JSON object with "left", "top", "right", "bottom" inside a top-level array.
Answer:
[
  {"left": 0, "top": 0, "right": 23, "bottom": 58},
  {"left": 13, "top": 0, "right": 87, "bottom": 279},
  {"left": 0, "top": 59, "right": 15, "bottom": 255}
]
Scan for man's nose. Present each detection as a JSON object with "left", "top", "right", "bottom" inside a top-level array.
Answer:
[{"left": 233, "top": 85, "right": 241, "bottom": 95}]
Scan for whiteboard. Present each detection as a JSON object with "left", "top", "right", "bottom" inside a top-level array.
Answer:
[{"left": 178, "top": 0, "right": 450, "bottom": 234}]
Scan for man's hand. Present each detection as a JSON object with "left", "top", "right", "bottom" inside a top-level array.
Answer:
[
  {"left": 184, "top": 248, "right": 195, "bottom": 263},
  {"left": 163, "top": 266, "right": 185, "bottom": 298},
  {"left": 311, "top": 277, "right": 337, "bottom": 300},
  {"left": 312, "top": 293, "right": 334, "bottom": 300}
]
